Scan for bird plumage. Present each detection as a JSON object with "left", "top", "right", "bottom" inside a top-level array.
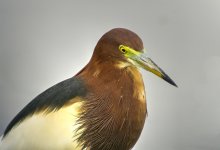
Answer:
[
  {"left": 1, "top": 100, "right": 85, "bottom": 149},
  {"left": 1, "top": 63, "right": 146, "bottom": 150},
  {"left": 1, "top": 77, "right": 87, "bottom": 149},
  {"left": 1, "top": 28, "right": 176, "bottom": 150},
  {"left": 3, "top": 77, "right": 87, "bottom": 138},
  {"left": 76, "top": 60, "right": 147, "bottom": 150}
]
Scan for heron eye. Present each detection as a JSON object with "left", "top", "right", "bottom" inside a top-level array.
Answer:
[
  {"left": 121, "top": 48, "right": 126, "bottom": 53},
  {"left": 119, "top": 45, "right": 127, "bottom": 54}
]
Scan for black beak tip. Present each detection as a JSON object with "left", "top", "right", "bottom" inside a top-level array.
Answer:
[{"left": 163, "top": 74, "right": 178, "bottom": 87}]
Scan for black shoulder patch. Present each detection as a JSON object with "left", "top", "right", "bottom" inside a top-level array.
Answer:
[{"left": 3, "top": 77, "right": 87, "bottom": 137}]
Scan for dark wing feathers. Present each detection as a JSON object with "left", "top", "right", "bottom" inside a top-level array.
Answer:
[{"left": 3, "top": 77, "right": 87, "bottom": 137}]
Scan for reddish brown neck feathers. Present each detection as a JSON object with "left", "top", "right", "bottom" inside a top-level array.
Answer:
[{"left": 76, "top": 58, "right": 147, "bottom": 150}]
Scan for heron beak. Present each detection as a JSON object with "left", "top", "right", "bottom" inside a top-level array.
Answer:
[
  {"left": 133, "top": 53, "right": 177, "bottom": 87},
  {"left": 122, "top": 46, "right": 177, "bottom": 87}
]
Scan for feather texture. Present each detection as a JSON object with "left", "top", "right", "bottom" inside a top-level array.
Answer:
[{"left": 3, "top": 77, "right": 87, "bottom": 138}]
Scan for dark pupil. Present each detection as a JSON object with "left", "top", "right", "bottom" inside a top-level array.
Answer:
[{"left": 121, "top": 49, "right": 126, "bottom": 53}]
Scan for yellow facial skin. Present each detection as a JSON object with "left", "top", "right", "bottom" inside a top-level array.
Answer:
[{"left": 118, "top": 45, "right": 177, "bottom": 87}]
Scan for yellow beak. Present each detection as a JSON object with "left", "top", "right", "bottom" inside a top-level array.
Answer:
[
  {"left": 121, "top": 45, "right": 177, "bottom": 87},
  {"left": 133, "top": 53, "right": 177, "bottom": 87}
]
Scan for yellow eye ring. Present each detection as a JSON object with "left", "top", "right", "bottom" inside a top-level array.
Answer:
[
  {"left": 119, "top": 45, "right": 127, "bottom": 54},
  {"left": 121, "top": 48, "right": 126, "bottom": 53}
]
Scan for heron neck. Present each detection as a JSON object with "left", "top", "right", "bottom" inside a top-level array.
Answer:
[{"left": 75, "top": 59, "right": 147, "bottom": 149}]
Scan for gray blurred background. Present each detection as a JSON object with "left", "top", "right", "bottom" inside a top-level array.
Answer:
[{"left": 0, "top": 0, "right": 220, "bottom": 149}]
